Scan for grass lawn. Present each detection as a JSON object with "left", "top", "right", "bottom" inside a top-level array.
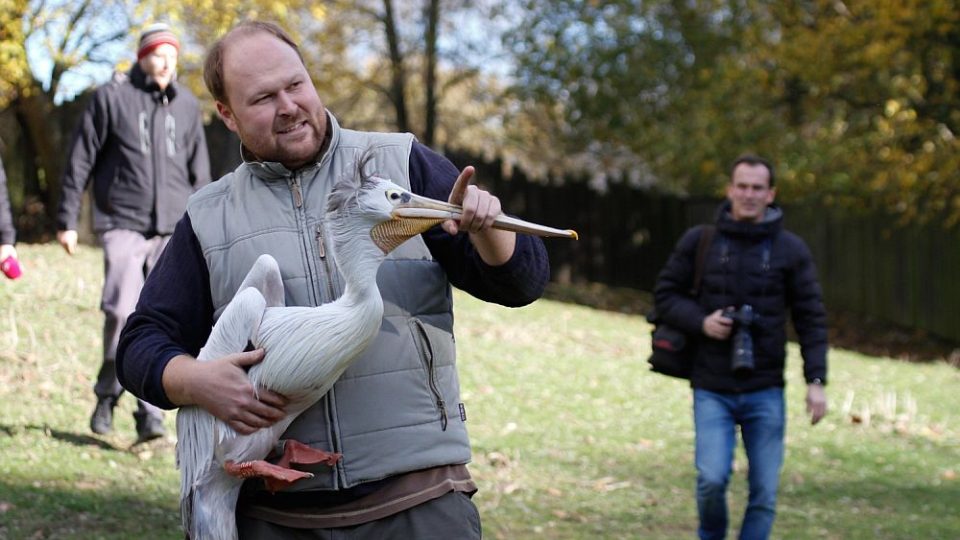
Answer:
[{"left": 0, "top": 243, "right": 957, "bottom": 539}]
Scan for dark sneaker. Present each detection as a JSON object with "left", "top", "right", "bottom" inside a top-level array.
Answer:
[
  {"left": 135, "top": 415, "right": 166, "bottom": 443},
  {"left": 90, "top": 398, "right": 116, "bottom": 435}
]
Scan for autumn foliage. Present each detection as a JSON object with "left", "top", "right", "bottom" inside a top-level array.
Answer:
[{"left": 1, "top": 0, "right": 959, "bottom": 229}]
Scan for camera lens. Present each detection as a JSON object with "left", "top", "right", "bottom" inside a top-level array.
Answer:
[{"left": 730, "top": 306, "right": 755, "bottom": 374}]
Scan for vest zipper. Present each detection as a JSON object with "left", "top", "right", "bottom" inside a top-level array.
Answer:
[
  {"left": 410, "top": 318, "right": 448, "bottom": 431},
  {"left": 289, "top": 174, "right": 322, "bottom": 306},
  {"left": 316, "top": 224, "right": 325, "bottom": 258},
  {"left": 290, "top": 177, "right": 303, "bottom": 208},
  {"left": 288, "top": 173, "right": 344, "bottom": 484},
  {"left": 315, "top": 223, "right": 338, "bottom": 301},
  {"left": 289, "top": 173, "right": 344, "bottom": 485}
]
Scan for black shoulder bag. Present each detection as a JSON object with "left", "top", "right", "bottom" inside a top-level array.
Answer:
[{"left": 646, "top": 225, "right": 716, "bottom": 379}]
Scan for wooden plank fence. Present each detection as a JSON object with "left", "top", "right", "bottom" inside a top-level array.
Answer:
[{"left": 449, "top": 150, "right": 960, "bottom": 344}]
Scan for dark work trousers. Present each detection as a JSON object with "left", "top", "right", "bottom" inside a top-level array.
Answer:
[
  {"left": 95, "top": 229, "right": 170, "bottom": 423},
  {"left": 235, "top": 491, "right": 482, "bottom": 539}
]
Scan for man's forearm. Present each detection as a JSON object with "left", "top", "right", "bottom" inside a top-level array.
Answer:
[
  {"left": 161, "top": 354, "right": 201, "bottom": 406},
  {"left": 469, "top": 229, "right": 516, "bottom": 267}
]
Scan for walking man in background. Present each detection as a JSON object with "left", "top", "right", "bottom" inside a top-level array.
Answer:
[
  {"left": 56, "top": 23, "right": 211, "bottom": 441},
  {"left": 653, "top": 154, "right": 828, "bottom": 539}
]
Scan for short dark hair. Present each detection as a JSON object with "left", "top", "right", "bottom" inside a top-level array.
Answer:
[
  {"left": 730, "top": 154, "right": 775, "bottom": 187},
  {"left": 203, "top": 21, "right": 305, "bottom": 104}
]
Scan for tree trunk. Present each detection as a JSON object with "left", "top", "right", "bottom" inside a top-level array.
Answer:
[
  {"left": 13, "top": 89, "right": 64, "bottom": 227},
  {"left": 382, "top": 0, "right": 410, "bottom": 133},
  {"left": 423, "top": 0, "right": 440, "bottom": 147}
]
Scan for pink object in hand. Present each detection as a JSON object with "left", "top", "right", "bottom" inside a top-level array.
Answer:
[{"left": 1, "top": 256, "right": 22, "bottom": 279}]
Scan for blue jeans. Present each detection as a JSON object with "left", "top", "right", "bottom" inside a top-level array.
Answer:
[{"left": 694, "top": 387, "right": 785, "bottom": 540}]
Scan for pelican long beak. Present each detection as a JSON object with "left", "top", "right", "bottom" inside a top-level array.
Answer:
[{"left": 391, "top": 192, "right": 579, "bottom": 239}]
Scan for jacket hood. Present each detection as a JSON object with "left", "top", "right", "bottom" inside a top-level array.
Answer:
[
  {"left": 128, "top": 63, "right": 178, "bottom": 101},
  {"left": 714, "top": 200, "right": 783, "bottom": 239}
]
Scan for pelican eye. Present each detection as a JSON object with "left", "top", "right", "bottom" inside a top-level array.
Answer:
[
  {"left": 386, "top": 189, "right": 412, "bottom": 205},
  {"left": 386, "top": 189, "right": 403, "bottom": 203}
]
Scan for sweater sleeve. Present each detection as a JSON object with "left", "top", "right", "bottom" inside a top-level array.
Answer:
[
  {"left": 408, "top": 142, "right": 550, "bottom": 307},
  {"left": 117, "top": 214, "right": 214, "bottom": 409},
  {"left": 0, "top": 156, "right": 16, "bottom": 245}
]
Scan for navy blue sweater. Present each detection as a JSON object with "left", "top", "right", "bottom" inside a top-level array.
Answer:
[{"left": 117, "top": 142, "right": 550, "bottom": 408}]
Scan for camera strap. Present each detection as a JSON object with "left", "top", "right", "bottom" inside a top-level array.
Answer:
[
  {"left": 719, "top": 236, "right": 773, "bottom": 306},
  {"left": 760, "top": 238, "right": 772, "bottom": 296},
  {"left": 761, "top": 238, "right": 771, "bottom": 272},
  {"left": 690, "top": 225, "right": 716, "bottom": 296}
]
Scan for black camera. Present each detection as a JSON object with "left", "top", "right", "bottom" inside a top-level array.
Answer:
[{"left": 723, "top": 304, "right": 755, "bottom": 374}]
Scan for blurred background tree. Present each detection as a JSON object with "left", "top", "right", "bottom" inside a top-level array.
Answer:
[
  {"left": 502, "top": 0, "right": 960, "bottom": 224},
  {"left": 1, "top": 0, "right": 958, "bottom": 229},
  {"left": 754, "top": 0, "right": 960, "bottom": 226},
  {"left": 0, "top": 0, "right": 135, "bottom": 227}
]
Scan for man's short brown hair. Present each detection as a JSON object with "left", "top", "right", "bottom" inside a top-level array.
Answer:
[
  {"left": 203, "top": 21, "right": 305, "bottom": 104},
  {"left": 730, "top": 154, "right": 775, "bottom": 187}
]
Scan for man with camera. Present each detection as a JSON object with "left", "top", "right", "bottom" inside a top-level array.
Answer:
[{"left": 653, "top": 154, "right": 828, "bottom": 540}]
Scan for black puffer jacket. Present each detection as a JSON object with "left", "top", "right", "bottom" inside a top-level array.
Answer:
[
  {"left": 654, "top": 202, "right": 828, "bottom": 392},
  {"left": 57, "top": 64, "right": 211, "bottom": 235}
]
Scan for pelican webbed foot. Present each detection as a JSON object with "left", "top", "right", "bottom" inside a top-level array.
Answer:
[{"left": 223, "top": 440, "right": 341, "bottom": 492}]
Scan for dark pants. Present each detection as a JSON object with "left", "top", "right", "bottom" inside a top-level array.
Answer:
[
  {"left": 236, "top": 491, "right": 482, "bottom": 539},
  {"left": 94, "top": 229, "right": 169, "bottom": 422}
]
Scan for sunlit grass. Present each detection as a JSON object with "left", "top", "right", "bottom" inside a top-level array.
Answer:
[{"left": 0, "top": 243, "right": 957, "bottom": 539}]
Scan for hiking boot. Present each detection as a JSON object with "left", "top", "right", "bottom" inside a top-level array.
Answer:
[
  {"left": 90, "top": 398, "right": 116, "bottom": 435},
  {"left": 135, "top": 414, "right": 166, "bottom": 443}
]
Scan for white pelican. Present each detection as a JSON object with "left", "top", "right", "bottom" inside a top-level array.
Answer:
[{"left": 176, "top": 163, "right": 577, "bottom": 539}]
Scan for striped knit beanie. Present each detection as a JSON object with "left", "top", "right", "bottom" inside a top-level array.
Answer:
[{"left": 137, "top": 23, "right": 180, "bottom": 60}]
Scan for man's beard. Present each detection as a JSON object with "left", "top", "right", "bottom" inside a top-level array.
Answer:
[{"left": 245, "top": 121, "right": 322, "bottom": 168}]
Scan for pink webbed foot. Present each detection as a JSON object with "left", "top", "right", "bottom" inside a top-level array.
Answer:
[
  {"left": 224, "top": 441, "right": 341, "bottom": 492},
  {"left": 224, "top": 459, "right": 314, "bottom": 492},
  {"left": 275, "top": 440, "right": 341, "bottom": 469}
]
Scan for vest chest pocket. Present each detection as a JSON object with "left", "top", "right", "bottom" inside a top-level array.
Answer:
[{"left": 409, "top": 318, "right": 449, "bottom": 431}]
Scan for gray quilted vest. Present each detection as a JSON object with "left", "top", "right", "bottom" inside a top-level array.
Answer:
[{"left": 186, "top": 113, "right": 470, "bottom": 491}]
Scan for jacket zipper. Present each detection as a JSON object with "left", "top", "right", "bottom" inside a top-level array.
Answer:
[
  {"left": 410, "top": 319, "right": 448, "bottom": 431},
  {"left": 151, "top": 95, "right": 170, "bottom": 230}
]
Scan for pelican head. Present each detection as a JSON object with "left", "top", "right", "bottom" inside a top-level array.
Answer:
[{"left": 328, "top": 157, "right": 579, "bottom": 255}]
